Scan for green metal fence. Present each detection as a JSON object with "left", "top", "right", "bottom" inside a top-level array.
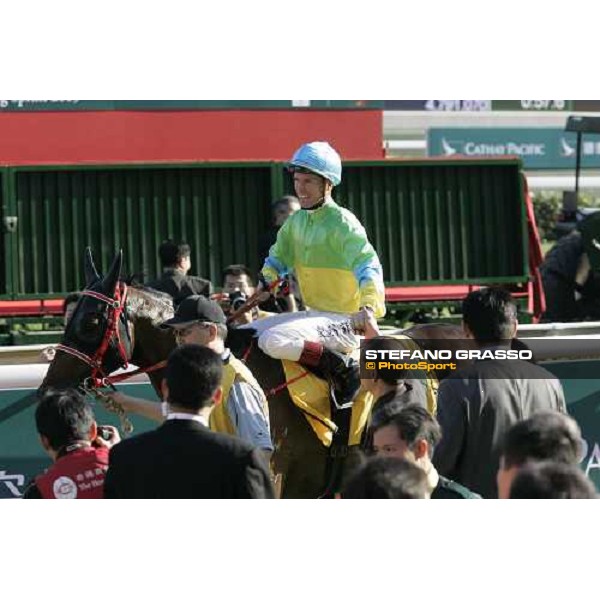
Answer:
[
  {"left": 335, "top": 160, "right": 527, "bottom": 286},
  {"left": 6, "top": 163, "right": 278, "bottom": 297},
  {"left": 0, "top": 158, "right": 528, "bottom": 299}
]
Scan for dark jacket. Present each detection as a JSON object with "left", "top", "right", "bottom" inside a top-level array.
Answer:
[
  {"left": 146, "top": 269, "right": 212, "bottom": 304},
  {"left": 361, "top": 380, "right": 428, "bottom": 450},
  {"left": 103, "top": 419, "right": 274, "bottom": 499},
  {"left": 540, "top": 233, "right": 600, "bottom": 322},
  {"left": 431, "top": 475, "right": 481, "bottom": 499},
  {"left": 258, "top": 227, "right": 280, "bottom": 266},
  {"left": 433, "top": 359, "right": 566, "bottom": 499}
]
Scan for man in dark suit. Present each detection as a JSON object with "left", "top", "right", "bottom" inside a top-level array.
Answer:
[
  {"left": 146, "top": 239, "right": 212, "bottom": 305},
  {"left": 103, "top": 344, "right": 275, "bottom": 499},
  {"left": 433, "top": 287, "right": 567, "bottom": 499}
]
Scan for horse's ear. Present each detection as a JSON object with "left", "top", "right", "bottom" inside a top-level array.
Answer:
[
  {"left": 103, "top": 250, "right": 123, "bottom": 294},
  {"left": 84, "top": 247, "right": 101, "bottom": 287}
]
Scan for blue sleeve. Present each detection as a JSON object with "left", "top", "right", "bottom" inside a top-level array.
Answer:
[{"left": 227, "top": 382, "right": 273, "bottom": 451}]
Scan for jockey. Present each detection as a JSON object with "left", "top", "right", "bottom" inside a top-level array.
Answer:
[{"left": 251, "top": 140, "right": 386, "bottom": 408}]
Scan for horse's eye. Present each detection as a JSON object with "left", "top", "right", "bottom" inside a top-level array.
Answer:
[
  {"left": 78, "top": 313, "right": 104, "bottom": 339},
  {"left": 83, "top": 317, "right": 99, "bottom": 331}
]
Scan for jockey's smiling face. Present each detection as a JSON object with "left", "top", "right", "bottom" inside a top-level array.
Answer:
[{"left": 293, "top": 172, "right": 333, "bottom": 209}]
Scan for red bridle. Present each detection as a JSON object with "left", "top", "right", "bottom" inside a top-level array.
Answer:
[{"left": 56, "top": 283, "right": 131, "bottom": 389}]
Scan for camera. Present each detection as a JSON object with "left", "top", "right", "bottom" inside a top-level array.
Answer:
[
  {"left": 229, "top": 291, "right": 247, "bottom": 312},
  {"left": 97, "top": 426, "right": 113, "bottom": 441}
]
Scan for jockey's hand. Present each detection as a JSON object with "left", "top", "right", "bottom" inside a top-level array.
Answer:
[
  {"left": 256, "top": 277, "right": 275, "bottom": 298},
  {"left": 352, "top": 306, "right": 380, "bottom": 338}
]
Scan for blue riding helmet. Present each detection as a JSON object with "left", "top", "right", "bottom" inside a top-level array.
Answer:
[{"left": 288, "top": 141, "right": 342, "bottom": 186}]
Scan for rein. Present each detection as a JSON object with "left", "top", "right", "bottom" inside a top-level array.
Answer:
[
  {"left": 226, "top": 277, "right": 283, "bottom": 324},
  {"left": 239, "top": 337, "right": 310, "bottom": 398},
  {"left": 265, "top": 371, "right": 310, "bottom": 398},
  {"left": 103, "top": 361, "right": 168, "bottom": 385}
]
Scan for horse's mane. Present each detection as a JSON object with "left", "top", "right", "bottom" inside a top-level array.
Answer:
[{"left": 127, "top": 285, "right": 175, "bottom": 325}]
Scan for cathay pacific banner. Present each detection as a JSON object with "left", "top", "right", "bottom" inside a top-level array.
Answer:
[{"left": 427, "top": 128, "right": 600, "bottom": 170}]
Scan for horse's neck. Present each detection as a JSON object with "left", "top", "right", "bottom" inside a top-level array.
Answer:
[
  {"left": 127, "top": 315, "right": 173, "bottom": 398},
  {"left": 126, "top": 288, "right": 176, "bottom": 369},
  {"left": 235, "top": 343, "right": 284, "bottom": 391},
  {"left": 131, "top": 315, "right": 175, "bottom": 367}
]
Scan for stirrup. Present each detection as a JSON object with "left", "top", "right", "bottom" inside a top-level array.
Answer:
[{"left": 328, "top": 387, "right": 358, "bottom": 412}]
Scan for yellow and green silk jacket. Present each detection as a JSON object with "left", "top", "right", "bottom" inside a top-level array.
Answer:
[{"left": 261, "top": 198, "right": 386, "bottom": 318}]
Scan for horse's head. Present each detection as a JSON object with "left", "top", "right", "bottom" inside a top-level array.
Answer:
[{"left": 40, "top": 248, "right": 132, "bottom": 392}]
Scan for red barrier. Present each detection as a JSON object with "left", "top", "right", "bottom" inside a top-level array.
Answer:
[
  {"left": 0, "top": 110, "right": 383, "bottom": 165},
  {"left": 385, "top": 286, "right": 529, "bottom": 304},
  {"left": 0, "top": 300, "right": 63, "bottom": 317}
]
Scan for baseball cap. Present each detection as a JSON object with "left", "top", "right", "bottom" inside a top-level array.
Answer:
[{"left": 161, "top": 295, "right": 226, "bottom": 328}]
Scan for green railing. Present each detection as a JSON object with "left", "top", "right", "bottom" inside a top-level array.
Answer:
[{"left": 0, "top": 158, "right": 528, "bottom": 299}]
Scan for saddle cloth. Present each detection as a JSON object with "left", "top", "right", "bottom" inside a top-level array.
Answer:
[{"left": 279, "top": 336, "right": 438, "bottom": 447}]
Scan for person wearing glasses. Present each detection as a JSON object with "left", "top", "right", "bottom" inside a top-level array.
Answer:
[{"left": 104, "top": 296, "right": 273, "bottom": 456}]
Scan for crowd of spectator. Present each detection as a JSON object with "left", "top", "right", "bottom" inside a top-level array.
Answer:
[{"left": 27, "top": 285, "right": 596, "bottom": 499}]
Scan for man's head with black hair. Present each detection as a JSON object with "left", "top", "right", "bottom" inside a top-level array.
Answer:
[
  {"left": 35, "top": 388, "right": 96, "bottom": 455},
  {"left": 222, "top": 264, "right": 255, "bottom": 296},
  {"left": 272, "top": 195, "right": 300, "bottom": 227},
  {"left": 509, "top": 461, "right": 596, "bottom": 499},
  {"left": 158, "top": 239, "right": 192, "bottom": 272},
  {"left": 462, "top": 287, "right": 518, "bottom": 344},
  {"left": 371, "top": 403, "right": 442, "bottom": 471},
  {"left": 497, "top": 412, "right": 583, "bottom": 499},
  {"left": 342, "top": 456, "right": 429, "bottom": 499},
  {"left": 163, "top": 344, "right": 223, "bottom": 413}
]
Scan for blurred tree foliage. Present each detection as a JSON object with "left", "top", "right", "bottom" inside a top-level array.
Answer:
[{"left": 531, "top": 191, "right": 600, "bottom": 242}]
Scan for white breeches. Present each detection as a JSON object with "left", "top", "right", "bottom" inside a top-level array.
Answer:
[{"left": 242, "top": 311, "right": 360, "bottom": 362}]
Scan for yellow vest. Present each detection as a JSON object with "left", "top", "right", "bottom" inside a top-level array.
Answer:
[{"left": 208, "top": 355, "right": 268, "bottom": 435}]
